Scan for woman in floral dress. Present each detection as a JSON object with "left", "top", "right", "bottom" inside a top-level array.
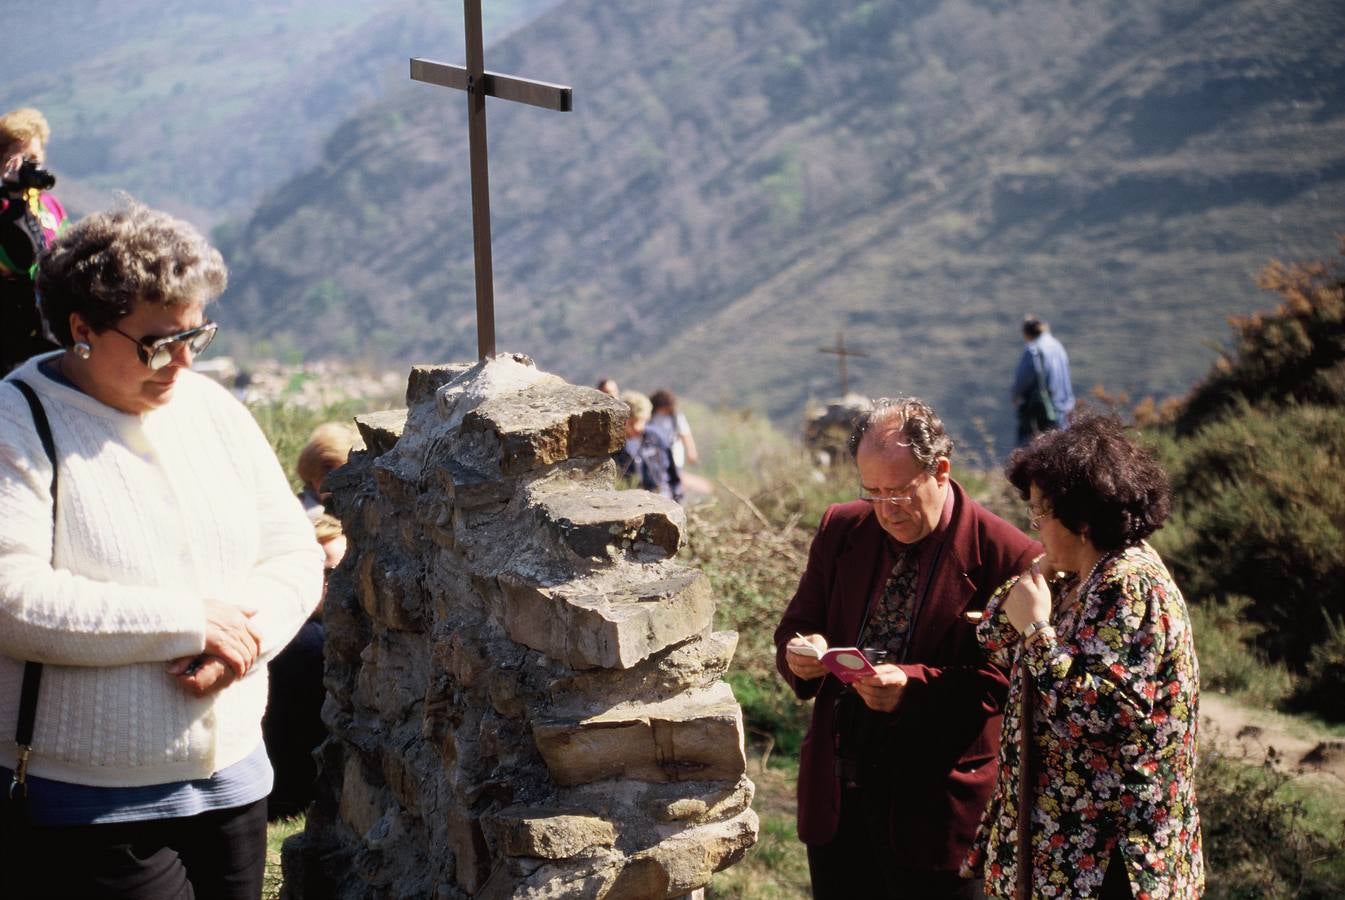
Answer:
[{"left": 962, "top": 414, "right": 1203, "bottom": 899}]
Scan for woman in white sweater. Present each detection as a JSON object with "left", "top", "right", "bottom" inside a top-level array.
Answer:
[{"left": 0, "top": 202, "right": 323, "bottom": 899}]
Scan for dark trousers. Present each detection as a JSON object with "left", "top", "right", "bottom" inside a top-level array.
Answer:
[
  {"left": 807, "top": 786, "right": 983, "bottom": 900},
  {"left": 3, "top": 797, "right": 268, "bottom": 900}
]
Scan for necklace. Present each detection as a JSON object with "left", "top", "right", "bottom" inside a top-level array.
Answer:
[{"left": 1054, "top": 550, "right": 1116, "bottom": 619}]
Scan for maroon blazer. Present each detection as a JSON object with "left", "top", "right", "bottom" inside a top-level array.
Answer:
[{"left": 774, "top": 480, "right": 1039, "bottom": 872}]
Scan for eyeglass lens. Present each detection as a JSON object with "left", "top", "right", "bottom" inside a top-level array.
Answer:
[{"left": 146, "top": 325, "right": 216, "bottom": 370}]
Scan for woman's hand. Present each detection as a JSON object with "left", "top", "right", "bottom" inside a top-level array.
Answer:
[
  {"left": 201, "top": 600, "right": 262, "bottom": 678},
  {"left": 785, "top": 633, "right": 828, "bottom": 680},
  {"left": 853, "top": 664, "right": 909, "bottom": 712},
  {"left": 1003, "top": 564, "right": 1052, "bottom": 633},
  {"left": 167, "top": 655, "right": 234, "bottom": 697}
]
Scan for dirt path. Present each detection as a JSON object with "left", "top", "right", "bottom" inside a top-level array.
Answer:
[{"left": 1201, "top": 692, "right": 1345, "bottom": 791}]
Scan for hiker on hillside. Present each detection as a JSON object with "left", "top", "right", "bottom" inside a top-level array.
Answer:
[
  {"left": 1011, "top": 315, "right": 1074, "bottom": 446},
  {"left": 775, "top": 397, "right": 1039, "bottom": 899},
  {"left": 0, "top": 107, "right": 67, "bottom": 375},
  {"left": 0, "top": 202, "right": 322, "bottom": 898},
  {"left": 963, "top": 413, "right": 1203, "bottom": 898},
  {"left": 647, "top": 388, "right": 699, "bottom": 470},
  {"left": 613, "top": 389, "right": 683, "bottom": 502}
]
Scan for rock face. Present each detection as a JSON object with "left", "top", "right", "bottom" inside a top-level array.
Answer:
[{"left": 282, "top": 356, "right": 757, "bottom": 899}]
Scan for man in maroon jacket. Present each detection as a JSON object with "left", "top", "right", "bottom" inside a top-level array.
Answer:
[{"left": 776, "top": 397, "right": 1038, "bottom": 899}]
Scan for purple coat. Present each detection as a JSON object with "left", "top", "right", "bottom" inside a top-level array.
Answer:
[{"left": 774, "top": 480, "right": 1039, "bottom": 871}]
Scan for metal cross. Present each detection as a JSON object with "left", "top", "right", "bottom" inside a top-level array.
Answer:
[
  {"left": 818, "top": 332, "right": 870, "bottom": 396},
  {"left": 411, "top": 2, "right": 572, "bottom": 359}
]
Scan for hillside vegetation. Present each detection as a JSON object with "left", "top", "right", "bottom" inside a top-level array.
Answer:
[
  {"left": 1146, "top": 239, "right": 1345, "bottom": 719},
  {"left": 682, "top": 243, "right": 1345, "bottom": 896},
  {"left": 216, "top": 0, "right": 1345, "bottom": 448}
]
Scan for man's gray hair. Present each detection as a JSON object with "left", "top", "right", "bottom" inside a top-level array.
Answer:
[{"left": 847, "top": 397, "right": 954, "bottom": 472}]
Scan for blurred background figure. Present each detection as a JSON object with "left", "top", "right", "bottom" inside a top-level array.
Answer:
[
  {"left": 1011, "top": 314, "right": 1075, "bottom": 446},
  {"left": 0, "top": 107, "right": 67, "bottom": 375},
  {"left": 595, "top": 376, "right": 619, "bottom": 397},
  {"left": 613, "top": 388, "right": 683, "bottom": 502},
  {"left": 296, "top": 421, "right": 363, "bottom": 519},
  {"left": 647, "top": 388, "right": 699, "bottom": 468}
]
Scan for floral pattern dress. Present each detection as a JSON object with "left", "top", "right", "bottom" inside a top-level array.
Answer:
[{"left": 962, "top": 543, "right": 1204, "bottom": 899}]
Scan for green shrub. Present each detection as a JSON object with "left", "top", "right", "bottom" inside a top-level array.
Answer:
[
  {"left": 1200, "top": 747, "right": 1345, "bottom": 899},
  {"left": 1176, "top": 242, "right": 1345, "bottom": 437},
  {"left": 1288, "top": 612, "right": 1345, "bottom": 723},
  {"left": 1157, "top": 402, "right": 1345, "bottom": 667},
  {"left": 1186, "top": 597, "right": 1294, "bottom": 707}
]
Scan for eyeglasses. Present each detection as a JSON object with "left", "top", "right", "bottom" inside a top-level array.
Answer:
[
  {"left": 1027, "top": 505, "right": 1051, "bottom": 531},
  {"left": 108, "top": 320, "right": 218, "bottom": 371},
  {"left": 859, "top": 475, "right": 925, "bottom": 508}
]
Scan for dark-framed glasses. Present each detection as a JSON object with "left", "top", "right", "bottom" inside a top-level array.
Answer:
[{"left": 109, "top": 320, "right": 218, "bottom": 371}]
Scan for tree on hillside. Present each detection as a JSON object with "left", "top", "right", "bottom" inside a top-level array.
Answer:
[{"left": 1176, "top": 237, "right": 1345, "bottom": 436}]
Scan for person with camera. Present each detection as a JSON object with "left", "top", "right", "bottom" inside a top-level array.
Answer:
[
  {"left": 0, "top": 107, "right": 67, "bottom": 375},
  {"left": 775, "top": 397, "right": 1039, "bottom": 899}
]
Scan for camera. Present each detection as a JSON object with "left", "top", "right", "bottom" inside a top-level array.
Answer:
[{"left": 13, "top": 159, "right": 56, "bottom": 191}]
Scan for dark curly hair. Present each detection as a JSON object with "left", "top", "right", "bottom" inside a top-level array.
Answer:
[{"left": 1005, "top": 413, "right": 1170, "bottom": 551}]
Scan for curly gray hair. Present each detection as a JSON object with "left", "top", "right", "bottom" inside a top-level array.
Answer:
[{"left": 36, "top": 201, "right": 227, "bottom": 346}]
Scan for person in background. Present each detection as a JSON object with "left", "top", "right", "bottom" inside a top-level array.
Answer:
[
  {"left": 0, "top": 107, "right": 67, "bottom": 374},
  {"left": 595, "top": 377, "right": 619, "bottom": 397},
  {"left": 613, "top": 389, "right": 682, "bottom": 502},
  {"left": 647, "top": 388, "right": 699, "bottom": 469},
  {"left": 776, "top": 397, "right": 1039, "bottom": 899},
  {"left": 0, "top": 201, "right": 323, "bottom": 899},
  {"left": 1011, "top": 315, "right": 1074, "bottom": 446},
  {"left": 964, "top": 414, "right": 1202, "bottom": 899},
  {"left": 263, "top": 513, "right": 345, "bottom": 820},
  {"left": 296, "top": 421, "right": 363, "bottom": 520}
]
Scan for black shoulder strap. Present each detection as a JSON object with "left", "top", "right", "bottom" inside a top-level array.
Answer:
[{"left": 9, "top": 379, "right": 56, "bottom": 761}]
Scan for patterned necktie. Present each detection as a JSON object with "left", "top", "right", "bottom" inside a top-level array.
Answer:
[{"left": 859, "top": 545, "right": 920, "bottom": 661}]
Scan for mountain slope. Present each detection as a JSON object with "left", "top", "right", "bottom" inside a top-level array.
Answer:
[
  {"left": 3, "top": 0, "right": 560, "bottom": 222},
  {"left": 216, "top": 0, "right": 1345, "bottom": 447}
]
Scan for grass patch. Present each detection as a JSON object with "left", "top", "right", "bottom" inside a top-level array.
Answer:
[
  {"left": 264, "top": 815, "right": 305, "bottom": 900},
  {"left": 249, "top": 398, "right": 387, "bottom": 492}
]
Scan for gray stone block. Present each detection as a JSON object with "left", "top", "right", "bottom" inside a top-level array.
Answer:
[
  {"left": 498, "top": 568, "right": 714, "bottom": 670},
  {"left": 532, "top": 683, "right": 747, "bottom": 786}
]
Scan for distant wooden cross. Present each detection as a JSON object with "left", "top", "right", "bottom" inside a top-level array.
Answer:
[
  {"left": 411, "top": 1, "right": 572, "bottom": 359},
  {"left": 818, "top": 332, "right": 869, "bottom": 396}
]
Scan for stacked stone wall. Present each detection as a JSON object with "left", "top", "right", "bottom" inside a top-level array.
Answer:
[{"left": 282, "top": 356, "right": 758, "bottom": 899}]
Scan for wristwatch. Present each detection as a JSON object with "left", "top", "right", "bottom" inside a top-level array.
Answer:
[{"left": 1021, "top": 620, "right": 1051, "bottom": 643}]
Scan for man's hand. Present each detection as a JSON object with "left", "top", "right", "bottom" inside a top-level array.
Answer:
[
  {"left": 852, "top": 663, "right": 908, "bottom": 712},
  {"left": 202, "top": 600, "right": 262, "bottom": 678},
  {"left": 167, "top": 655, "right": 234, "bottom": 697},
  {"left": 1003, "top": 564, "right": 1052, "bottom": 633},
  {"left": 785, "top": 633, "right": 828, "bottom": 680}
]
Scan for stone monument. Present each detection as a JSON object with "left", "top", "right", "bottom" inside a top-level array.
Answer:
[{"left": 281, "top": 354, "right": 758, "bottom": 899}]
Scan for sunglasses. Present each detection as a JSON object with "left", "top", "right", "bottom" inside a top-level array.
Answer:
[{"left": 108, "top": 321, "right": 218, "bottom": 371}]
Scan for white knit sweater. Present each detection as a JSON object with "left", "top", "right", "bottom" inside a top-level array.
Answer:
[{"left": 0, "top": 354, "right": 324, "bottom": 787}]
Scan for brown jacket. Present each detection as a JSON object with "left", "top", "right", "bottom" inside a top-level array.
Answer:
[{"left": 774, "top": 481, "right": 1039, "bottom": 871}]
